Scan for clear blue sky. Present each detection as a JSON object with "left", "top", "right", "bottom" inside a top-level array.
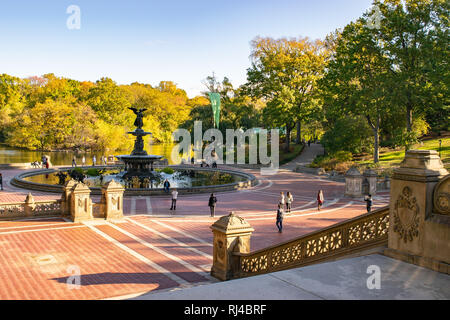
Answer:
[{"left": 0, "top": 0, "right": 374, "bottom": 97}]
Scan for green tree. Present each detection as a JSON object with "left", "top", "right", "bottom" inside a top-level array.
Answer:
[
  {"left": 245, "top": 37, "right": 327, "bottom": 151},
  {"left": 320, "top": 18, "right": 393, "bottom": 163},
  {"left": 376, "top": 0, "right": 449, "bottom": 135}
]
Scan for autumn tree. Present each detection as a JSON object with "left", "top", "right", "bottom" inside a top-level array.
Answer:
[{"left": 245, "top": 37, "right": 327, "bottom": 151}]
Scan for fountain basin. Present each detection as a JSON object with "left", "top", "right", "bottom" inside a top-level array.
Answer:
[{"left": 11, "top": 165, "right": 257, "bottom": 196}]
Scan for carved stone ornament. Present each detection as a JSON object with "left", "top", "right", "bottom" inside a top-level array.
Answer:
[
  {"left": 433, "top": 174, "right": 450, "bottom": 216},
  {"left": 393, "top": 187, "right": 420, "bottom": 243},
  {"left": 216, "top": 240, "right": 225, "bottom": 262}
]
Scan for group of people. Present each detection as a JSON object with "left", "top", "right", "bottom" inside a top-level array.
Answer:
[
  {"left": 41, "top": 156, "right": 50, "bottom": 169},
  {"left": 276, "top": 189, "right": 325, "bottom": 233},
  {"left": 72, "top": 155, "right": 109, "bottom": 167},
  {"left": 275, "top": 190, "right": 374, "bottom": 233},
  {"left": 276, "top": 191, "right": 294, "bottom": 233},
  {"left": 164, "top": 178, "right": 218, "bottom": 217}
]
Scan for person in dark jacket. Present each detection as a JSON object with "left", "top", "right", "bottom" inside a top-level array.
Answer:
[
  {"left": 364, "top": 194, "right": 373, "bottom": 213},
  {"left": 276, "top": 204, "right": 284, "bottom": 233},
  {"left": 163, "top": 179, "right": 170, "bottom": 193},
  {"left": 0, "top": 172, "right": 3, "bottom": 190},
  {"left": 208, "top": 193, "right": 217, "bottom": 217}
]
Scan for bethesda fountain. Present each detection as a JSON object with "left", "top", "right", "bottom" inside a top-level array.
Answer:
[
  {"left": 11, "top": 106, "right": 257, "bottom": 194},
  {"left": 115, "top": 107, "right": 163, "bottom": 180}
]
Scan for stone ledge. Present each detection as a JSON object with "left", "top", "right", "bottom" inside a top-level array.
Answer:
[{"left": 384, "top": 248, "right": 450, "bottom": 275}]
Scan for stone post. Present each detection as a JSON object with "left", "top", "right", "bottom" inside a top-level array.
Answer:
[
  {"left": 210, "top": 212, "right": 254, "bottom": 281},
  {"left": 384, "top": 150, "right": 449, "bottom": 273},
  {"left": 24, "top": 193, "right": 36, "bottom": 217},
  {"left": 101, "top": 179, "right": 125, "bottom": 220},
  {"left": 384, "top": 174, "right": 390, "bottom": 190},
  {"left": 70, "top": 182, "right": 93, "bottom": 222},
  {"left": 344, "top": 167, "right": 363, "bottom": 198},
  {"left": 61, "top": 179, "right": 77, "bottom": 216},
  {"left": 363, "top": 168, "right": 378, "bottom": 195}
]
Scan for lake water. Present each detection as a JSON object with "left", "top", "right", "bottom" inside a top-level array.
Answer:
[{"left": 0, "top": 144, "right": 177, "bottom": 165}]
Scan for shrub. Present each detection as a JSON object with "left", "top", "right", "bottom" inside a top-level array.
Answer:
[
  {"left": 321, "top": 116, "right": 373, "bottom": 154},
  {"left": 161, "top": 167, "right": 174, "bottom": 174},
  {"left": 86, "top": 168, "right": 100, "bottom": 176},
  {"left": 333, "top": 151, "right": 353, "bottom": 162},
  {"left": 73, "top": 167, "right": 84, "bottom": 175}
]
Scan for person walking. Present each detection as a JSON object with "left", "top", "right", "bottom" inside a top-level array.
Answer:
[
  {"left": 308, "top": 140, "right": 311, "bottom": 147},
  {"left": 72, "top": 156, "right": 77, "bottom": 167},
  {"left": 82, "top": 156, "right": 86, "bottom": 167},
  {"left": 364, "top": 194, "right": 373, "bottom": 213},
  {"left": 92, "top": 155, "right": 96, "bottom": 166},
  {"left": 103, "top": 156, "right": 107, "bottom": 166},
  {"left": 276, "top": 204, "right": 284, "bottom": 233},
  {"left": 163, "top": 179, "right": 171, "bottom": 193},
  {"left": 208, "top": 193, "right": 217, "bottom": 217},
  {"left": 279, "top": 192, "right": 285, "bottom": 207},
  {"left": 0, "top": 172, "right": 3, "bottom": 191},
  {"left": 286, "top": 192, "right": 293, "bottom": 213},
  {"left": 170, "top": 188, "right": 178, "bottom": 211},
  {"left": 317, "top": 190, "right": 324, "bottom": 211}
]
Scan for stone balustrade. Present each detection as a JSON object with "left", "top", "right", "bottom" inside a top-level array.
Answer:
[
  {"left": 0, "top": 179, "right": 125, "bottom": 222},
  {"left": 210, "top": 149, "right": 450, "bottom": 281}
]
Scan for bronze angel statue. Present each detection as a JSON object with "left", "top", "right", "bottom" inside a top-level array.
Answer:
[{"left": 128, "top": 107, "right": 147, "bottom": 129}]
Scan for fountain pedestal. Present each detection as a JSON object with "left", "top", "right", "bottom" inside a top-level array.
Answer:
[{"left": 115, "top": 128, "right": 163, "bottom": 180}]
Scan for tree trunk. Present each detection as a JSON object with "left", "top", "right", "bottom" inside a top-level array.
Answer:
[
  {"left": 285, "top": 123, "right": 291, "bottom": 152},
  {"left": 366, "top": 115, "right": 380, "bottom": 164},
  {"left": 296, "top": 121, "right": 301, "bottom": 144},
  {"left": 373, "top": 117, "right": 380, "bottom": 163},
  {"left": 406, "top": 103, "right": 413, "bottom": 132}
]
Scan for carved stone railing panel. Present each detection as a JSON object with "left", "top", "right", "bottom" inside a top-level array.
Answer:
[
  {"left": 32, "top": 201, "right": 62, "bottom": 216},
  {"left": 0, "top": 199, "right": 62, "bottom": 219},
  {"left": 0, "top": 204, "right": 26, "bottom": 218},
  {"left": 234, "top": 207, "right": 389, "bottom": 278},
  {"left": 92, "top": 203, "right": 102, "bottom": 218}
]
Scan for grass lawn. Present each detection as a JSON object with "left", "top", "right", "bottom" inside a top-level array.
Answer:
[{"left": 358, "top": 137, "right": 450, "bottom": 171}]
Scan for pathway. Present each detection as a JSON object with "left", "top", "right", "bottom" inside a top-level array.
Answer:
[{"left": 280, "top": 143, "right": 324, "bottom": 171}]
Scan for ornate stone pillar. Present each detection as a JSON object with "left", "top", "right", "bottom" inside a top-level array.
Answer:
[
  {"left": 345, "top": 167, "right": 363, "bottom": 198},
  {"left": 101, "top": 180, "right": 125, "bottom": 220},
  {"left": 61, "top": 179, "right": 77, "bottom": 216},
  {"left": 210, "top": 212, "right": 254, "bottom": 281},
  {"left": 70, "top": 182, "right": 93, "bottom": 222},
  {"left": 385, "top": 150, "right": 449, "bottom": 273},
  {"left": 24, "top": 193, "right": 36, "bottom": 217},
  {"left": 363, "top": 168, "right": 378, "bottom": 195}
]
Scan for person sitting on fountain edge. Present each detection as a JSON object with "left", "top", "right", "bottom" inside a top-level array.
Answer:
[{"left": 164, "top": 179, "right": 170, "bottom": 193}]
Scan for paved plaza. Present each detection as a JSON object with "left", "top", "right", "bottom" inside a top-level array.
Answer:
[{"left": 0, "top": 150, "right": 391, "bottom": 300}]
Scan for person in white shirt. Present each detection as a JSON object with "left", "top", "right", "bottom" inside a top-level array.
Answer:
[
  {"left": 279, "top": 192, "right": 285, "bottom": 207},
  {"left": 170, "top": 189, "right": 178, "bottom": 210},
  {"left": 286, "top": 192, "right": 294, "bottom": 213}
]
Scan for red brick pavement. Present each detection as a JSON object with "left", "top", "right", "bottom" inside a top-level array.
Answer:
[{"left": 0, "top": 167, "right": 390, "bottom": 299}]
